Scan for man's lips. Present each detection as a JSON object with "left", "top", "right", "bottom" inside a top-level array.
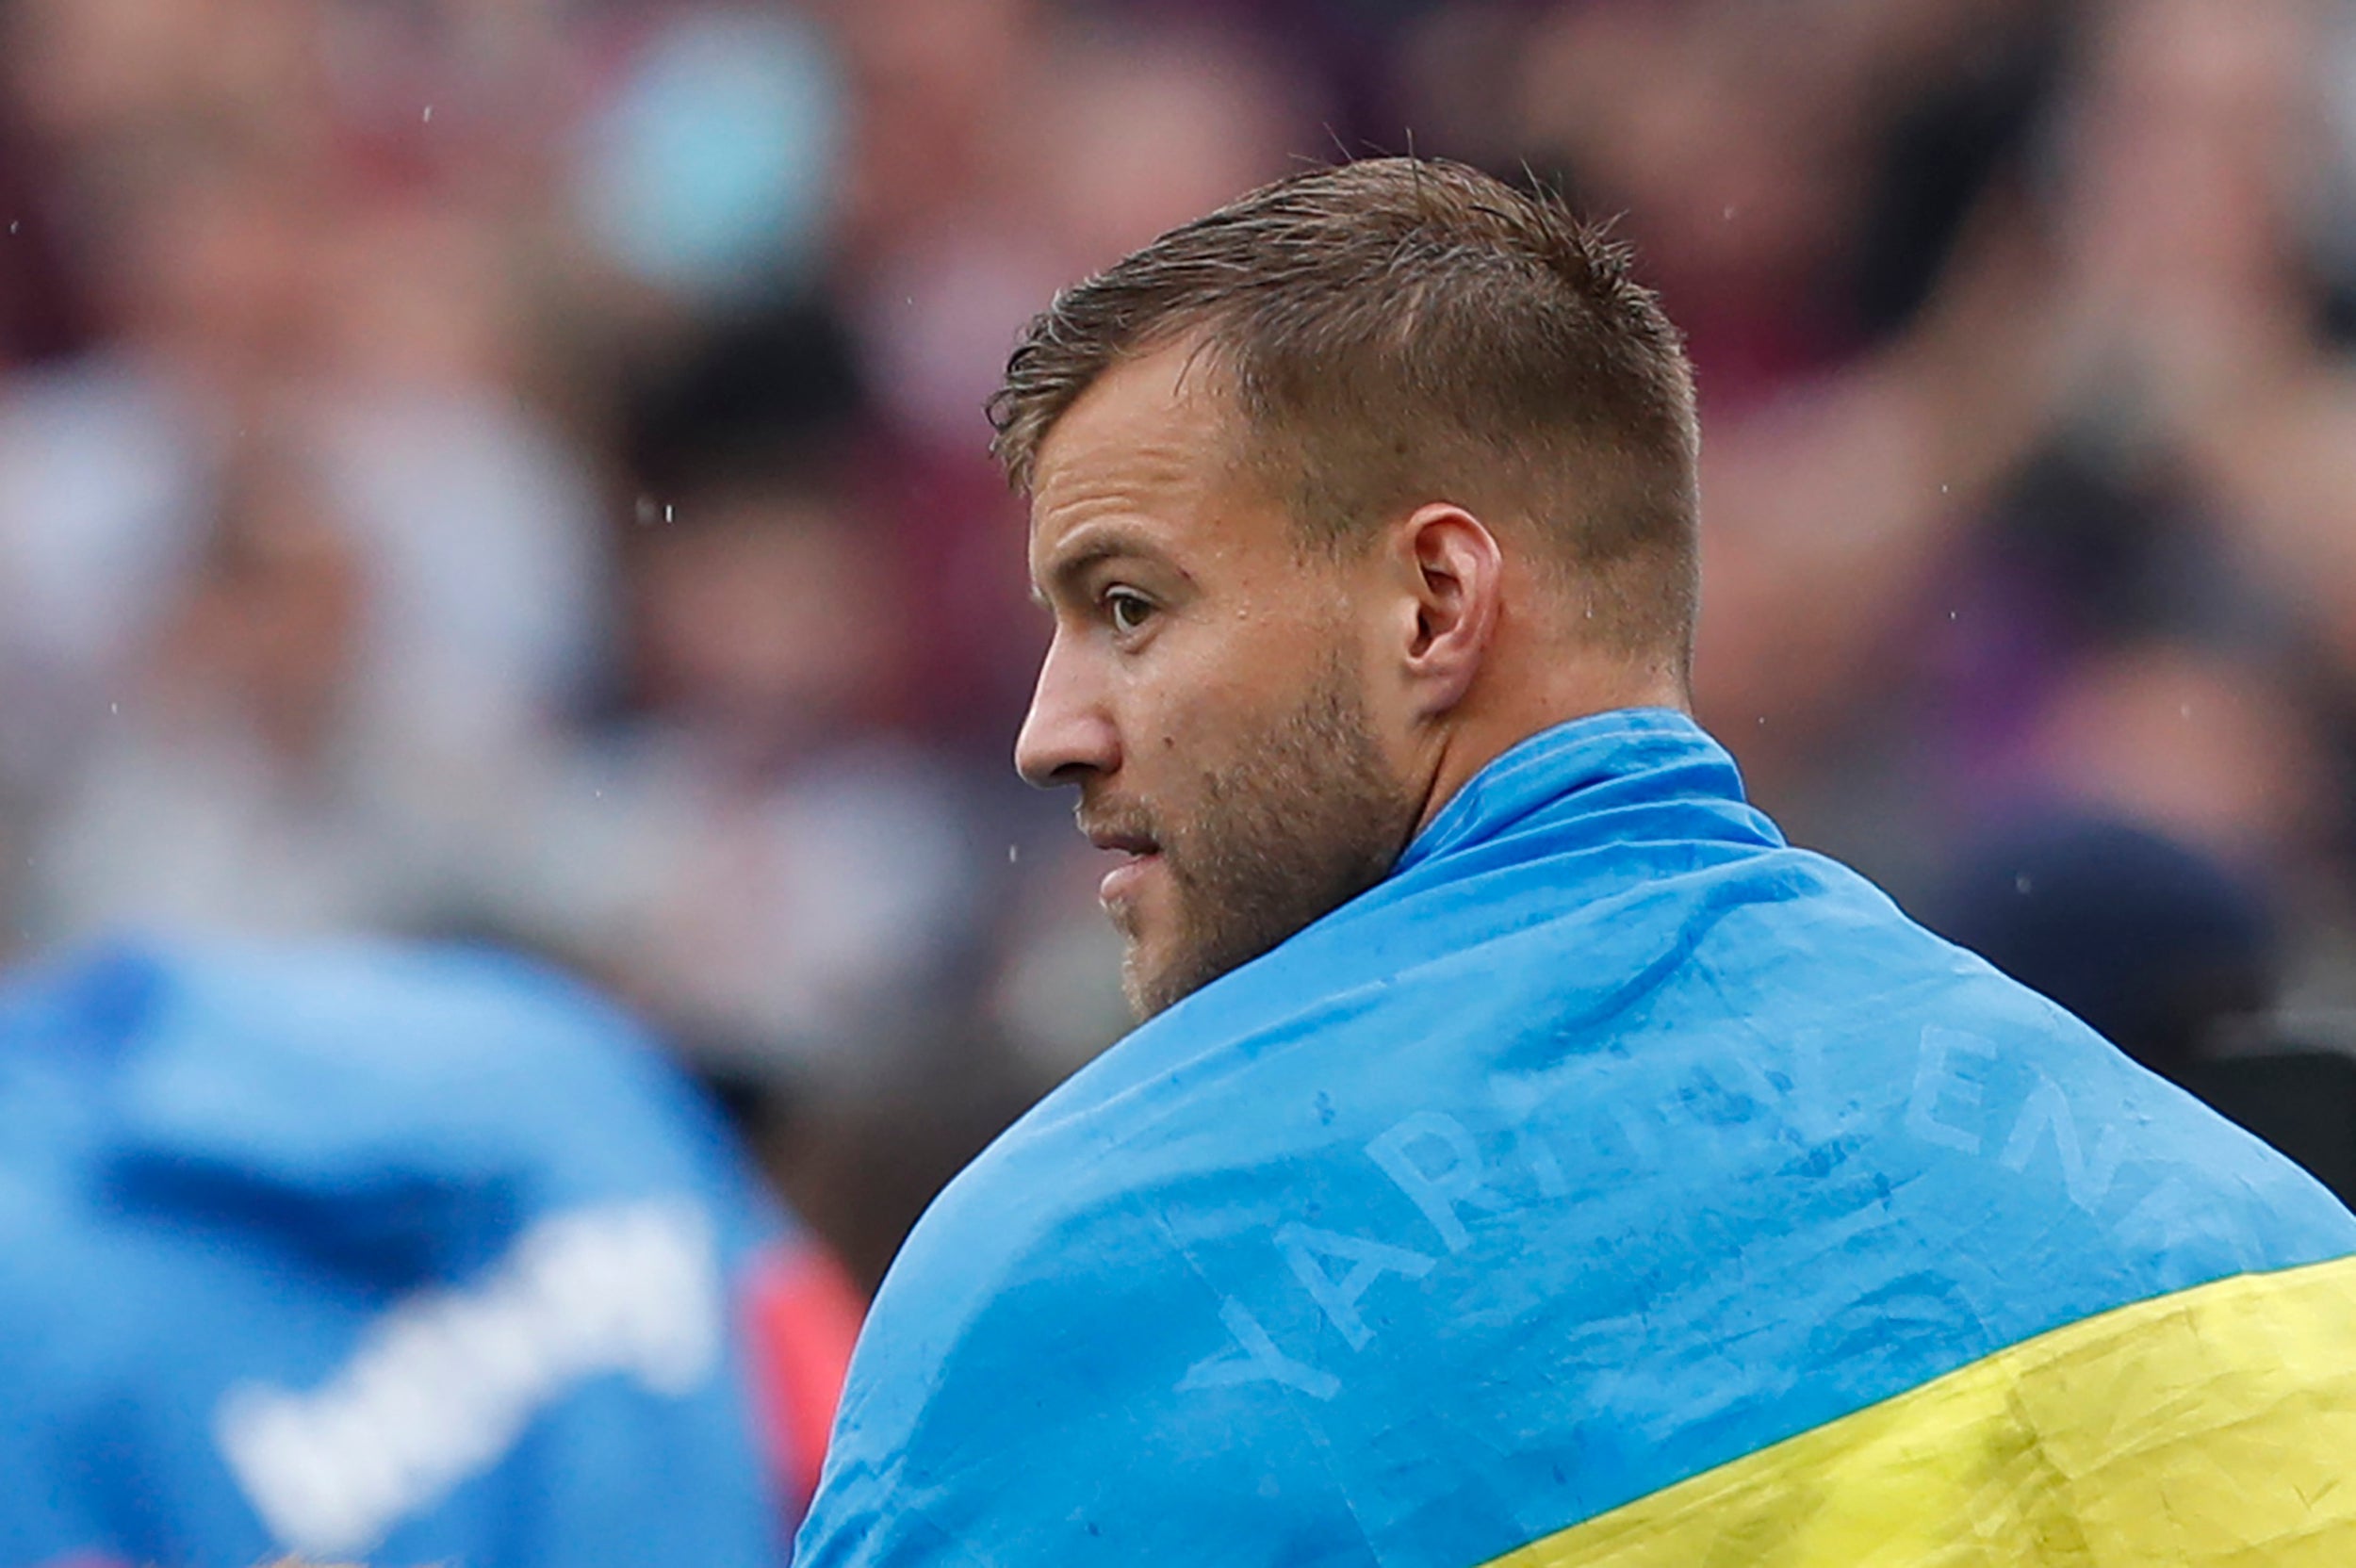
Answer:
[
  {"left": 1097, "top": 853, "right": 1159, "bottom": 906},
  {"left": 1082, "top": 825, "right": 1162, "bottom": 906}
]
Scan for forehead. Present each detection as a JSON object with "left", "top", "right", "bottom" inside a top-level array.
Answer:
[{"left": 1027, "top": 339, "right": 1255, "bottom": 546}]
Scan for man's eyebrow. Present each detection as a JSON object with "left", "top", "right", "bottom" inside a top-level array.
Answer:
[{"left": 1032, "top": 525, "right": 1163, "bottom": 603}]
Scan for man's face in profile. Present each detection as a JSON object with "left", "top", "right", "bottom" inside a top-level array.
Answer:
[{"left": 1015, "top": 342, "right": 1421, "bottom": 1018}]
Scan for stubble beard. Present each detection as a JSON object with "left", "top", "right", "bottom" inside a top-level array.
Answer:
[{"left": 1115, "top": 659, "right": 1420, "bottom": 1019}]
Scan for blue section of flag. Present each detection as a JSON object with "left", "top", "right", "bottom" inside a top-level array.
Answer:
[
  {"left": 0, "top": 939, "right": 794, "bottom": 1568},
  {"left": 799, "top": 709, "right": 2356, "bottom": 1568}
]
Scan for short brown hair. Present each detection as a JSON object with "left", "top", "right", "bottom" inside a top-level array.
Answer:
[{"left": 989, "top": 156, "right": 1701, "bottom": 675}]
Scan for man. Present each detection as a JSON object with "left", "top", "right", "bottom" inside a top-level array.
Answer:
[
  {"left": 0, "top": 936, "right": 859, "bottom": 1568},
  {"left": 797, "top": 159, "right": 2356, "bottom": 1565}
]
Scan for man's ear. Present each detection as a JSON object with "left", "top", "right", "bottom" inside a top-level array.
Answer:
[{"left": 1388, "top": 501, "right": 1503, "bottom": 719}]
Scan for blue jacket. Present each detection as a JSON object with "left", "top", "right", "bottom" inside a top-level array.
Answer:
[
  {"left": 0, "top": 938, "right": 843, "bottom": 1568},
  {"left": 798, "top": 709, "right": 2356, "bottom": 1567}
]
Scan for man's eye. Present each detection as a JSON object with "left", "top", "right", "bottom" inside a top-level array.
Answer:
[{"left": 1105, "top": 590, "right": 1155, "bottom": 635}]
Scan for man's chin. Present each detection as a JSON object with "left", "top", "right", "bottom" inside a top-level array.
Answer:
[
  {"left": 1121, "top": 919, "right": 1276, "bottom": 1021},
  {"left": 1119, "top": 942, "right": 1174, "bottom": 1021},
  {"left": 1119, "top": 935, "right": 1205, "bottom": 1021}
]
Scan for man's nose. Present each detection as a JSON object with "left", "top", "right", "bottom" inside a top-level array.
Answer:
[{"left": 1015, "top": 636, "right": 1121, "bottom": 789}]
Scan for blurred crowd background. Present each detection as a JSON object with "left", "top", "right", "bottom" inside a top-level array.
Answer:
[{"left": 4, "top": 0, "right": 2356, "bottom": 1287}]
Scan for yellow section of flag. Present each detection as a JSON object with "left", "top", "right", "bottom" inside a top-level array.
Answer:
[{"left": 1490, "top": 1251, "right": 2356, "bottom": 1567}]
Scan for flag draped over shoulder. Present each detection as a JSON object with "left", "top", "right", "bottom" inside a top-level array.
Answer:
[{"left": 798, "top": 709, "right": 2356, "bottom": 1568}]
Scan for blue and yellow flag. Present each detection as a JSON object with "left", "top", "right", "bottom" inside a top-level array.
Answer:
[{"left": 798, "top": 710, "right": 2356, "bottom": 1567}]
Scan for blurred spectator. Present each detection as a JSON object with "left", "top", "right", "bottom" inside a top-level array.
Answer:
[
  {"left": 510, "top": 448, "right": 988, "bottom": 1088},
  {"left": 1933, "top": 810, "right": 2280, "bottom": 1074},
  {"left": 851, "top": 15, "right": 1314, "bottom": 449},
  {"left": 1932, "top": 810, "right": 2356, "bottom": 1205},
  {"left": 24, "top": 433, "right": 564, "bottom": 946},
  {"left": 0, "top": 113, "right": 85, "bottom": 367},
  {"left": 574, "top": 6, "right": 843, "bottom": 309}
]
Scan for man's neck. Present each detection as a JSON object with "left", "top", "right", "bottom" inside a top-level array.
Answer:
[{"left": 1410, "top": 662, "right": 1689, "bottom": 840}]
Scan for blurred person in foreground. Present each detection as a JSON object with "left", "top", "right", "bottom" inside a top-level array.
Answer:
[
  {"left": 0, "top": 936, "right": 859, "bottom": 1568},
  {"left": 796, "top": 159, "right": 2356, "bottom": 1568}
]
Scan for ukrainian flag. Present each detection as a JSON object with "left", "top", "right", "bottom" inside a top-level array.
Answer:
[
  {"left": 799, "top": 711, "right": 2356, "bottom": 1567},
  {"left": 1495, "top": 1256, "right": 2356, "bottom": 1565}
]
